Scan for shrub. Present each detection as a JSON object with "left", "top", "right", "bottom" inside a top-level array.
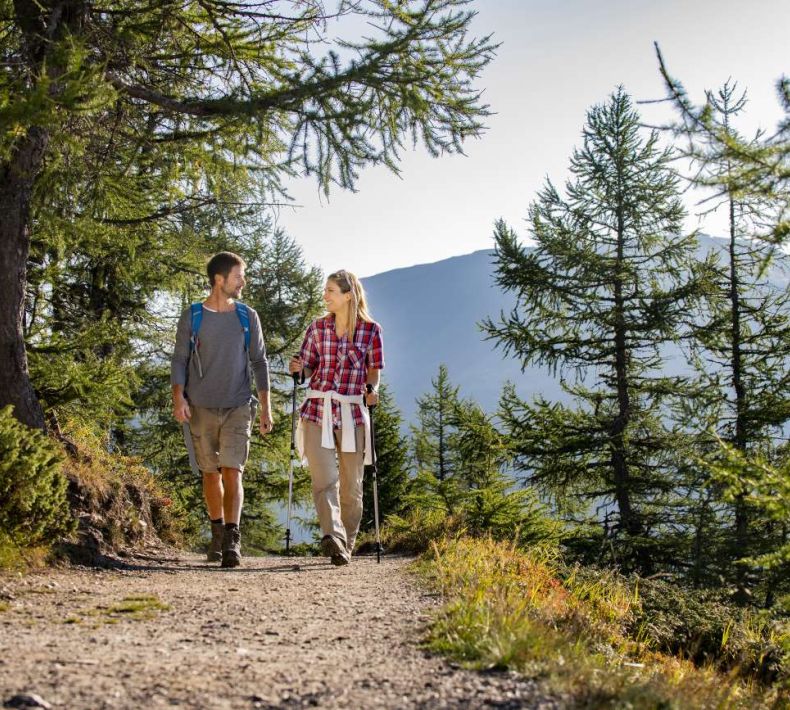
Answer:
[
  {"left": 632, "top": 578, "right": 789, "bottom": 684},
  {"left": 0, "top": 406, "right": 73, "bottom": 550}
]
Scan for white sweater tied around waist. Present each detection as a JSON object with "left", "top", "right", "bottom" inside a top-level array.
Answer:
[{"left": 296, "top": 389, "right": 373, "bottom": 465}]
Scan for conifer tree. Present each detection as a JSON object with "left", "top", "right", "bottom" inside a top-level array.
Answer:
[
  {"left": 484, "top": 88, "right": 707, "bottom": 574},
  {"left": 656, "top": 63, "right": 790, "bottom": 602},
  {"left": 410, "top": 364, "right": 464, "bottom": 514},
  {"left": 362, "top": 384, "right": 410, "bottom": 532}
]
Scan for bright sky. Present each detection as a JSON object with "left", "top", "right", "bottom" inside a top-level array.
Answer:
[{"left": 273, "top": 0, "right": 790, "bottom": 278}]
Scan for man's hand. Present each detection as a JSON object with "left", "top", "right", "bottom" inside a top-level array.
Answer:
[
  {"left": 259, "top": 410, "right": 274, "bottom": 436},
  {"left": 173, "top": 396, "right": 191, "bottom": 423}
]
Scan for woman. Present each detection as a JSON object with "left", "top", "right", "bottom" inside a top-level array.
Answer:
[{"left": 289, "top": 270, "right": 384, "bottom": 566}]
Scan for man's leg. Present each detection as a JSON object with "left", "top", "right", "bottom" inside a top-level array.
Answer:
[
  {"left": 217, "top": 405, "right": 252, "bottom": 568},
  {"left": 203, "top": 472, "right": 224, "bottom": 520},
  {"left": 221, "top": 468, "right": 243, "bottom": 524},
  {"left": 190, "top": 406, "right": 224, "bottom": 562},
  {"left": 203, "top": 472, "right": 225, "bottom": 562}
]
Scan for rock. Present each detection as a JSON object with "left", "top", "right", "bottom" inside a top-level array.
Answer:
[{"left": 4, "top": 693, "right": 53, "bottom": 709}]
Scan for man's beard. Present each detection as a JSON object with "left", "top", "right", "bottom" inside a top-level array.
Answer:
[{"left": 222, "top": 285, "right": 241, "bottom": 299}]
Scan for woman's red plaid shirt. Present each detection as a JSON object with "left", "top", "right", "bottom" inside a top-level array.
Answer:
[{"left": 298, "top": 314, "right": 385, "bottom": 429}]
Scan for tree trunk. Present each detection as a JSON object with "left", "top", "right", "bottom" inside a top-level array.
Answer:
[
  {"left": 0, "top": 127, "right": 49, "bottom": 430},
  {"left": 610, "top": 204, "right": 649, "bottom": 573},
  {"left": 728, "top": 194, "right": 751, "bottom": 605}
]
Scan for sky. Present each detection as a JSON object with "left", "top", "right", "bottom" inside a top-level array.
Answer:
[{"left": 272, "top": 0, "right": 790, "bottom": 278}]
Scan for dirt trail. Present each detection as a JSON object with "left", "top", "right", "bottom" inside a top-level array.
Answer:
[{"left": 0, "top": 551, "right": 558, "bottom": 709}]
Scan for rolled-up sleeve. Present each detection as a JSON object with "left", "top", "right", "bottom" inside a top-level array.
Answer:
[
  {"left": 299, "top": 322, "right": 320, "bottom": 371},
  {"left": 170, "top": 308, "right": 192, "bottom": 386},
  {"left": 366, "top": 323, "right": 385, "bottom": 370},
  {"left": 249, "top": 308, "right": 270, "bottom": 392}
]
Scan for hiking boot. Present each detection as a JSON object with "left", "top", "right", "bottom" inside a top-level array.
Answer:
[
  {"left": 207, "top": 521, "right": 224, "bottom": 562},
  {"left": 221, "top": 526, "right": 241, "bottom": 568},
  {"left": 320, "top": 534, "right": 350, "bottom": 566}
]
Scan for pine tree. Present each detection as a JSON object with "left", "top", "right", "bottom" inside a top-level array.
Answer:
[
  {"left": 656, "top": 66, "right": 790, "bottom": 602},
  {"left": 362, "top": 384, "right": 410, "bottom": 532},
  {"left": 452, "top": 400, "right": 558, "bottom": 547},
  {"left": 410, "top": 364, "right": 466, "bottom": 514},
  {"left": 656, "top": 44, "right": 790, "bottom": 247},
  {"left": 484, "top": 88, "right": 707, "bottom": 574}
]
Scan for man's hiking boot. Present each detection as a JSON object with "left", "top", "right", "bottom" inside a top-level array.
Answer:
[
  {"left": 221, "top": 526, "right": 241, "bottom": 568},
  {"left": 207, "top": 521, "right": 224, "bottom": 562},
  {"left": 320, "top": 534, "right": 350, "bottom": 566}
]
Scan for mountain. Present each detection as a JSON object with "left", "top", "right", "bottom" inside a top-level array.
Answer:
[
  {"left": 362, "top": 247, "right": 562, "bottom": 424},
  {"left": 361, "top": 234, "right": 777, "bottom": 424}
]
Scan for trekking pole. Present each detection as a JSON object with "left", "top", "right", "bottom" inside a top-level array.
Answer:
[
  {"left": 365, "top": 384, "right": 382, "bottom": 564},
  {"left": 285, "top": 370, "right": 299, "bottom": 553}
]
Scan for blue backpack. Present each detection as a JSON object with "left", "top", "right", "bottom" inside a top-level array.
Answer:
[{"left": 189, "top": 302, "right": 251, "bottom": 355}]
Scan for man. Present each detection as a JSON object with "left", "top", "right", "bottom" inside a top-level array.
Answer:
[{"left": 170, "top": 252, "right": 273, "bottom": 568}]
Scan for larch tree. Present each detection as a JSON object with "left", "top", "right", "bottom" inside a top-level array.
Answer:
[{"left": 484, "top": 88, "right": 709, "bottom": 574}]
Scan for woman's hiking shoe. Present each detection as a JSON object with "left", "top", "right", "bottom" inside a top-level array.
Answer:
[
  {"left": 221, "top": 527, "right": 241, "bottom": 568},
  {"left": 320, "top": 535, "right": 350, "bottom": 566},
  {"left": 207, "top": 521, "right": 224, "bottom": 562}
]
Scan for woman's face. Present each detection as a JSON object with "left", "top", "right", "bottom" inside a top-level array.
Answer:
[{"left": 323, "top": 279, "right": 350, "bottom": 314}]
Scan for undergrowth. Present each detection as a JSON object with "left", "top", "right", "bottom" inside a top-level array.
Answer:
[{"left": 420, "top": 536, "right": 789, "bottom": 709}]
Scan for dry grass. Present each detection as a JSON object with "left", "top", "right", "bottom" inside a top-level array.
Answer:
[{"left": 420, "top": 537, "right": 788, "bottom": 709}]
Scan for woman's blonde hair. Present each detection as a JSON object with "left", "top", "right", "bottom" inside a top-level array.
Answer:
[{"left": 327, "top": 269, "right": 373, "bottom": 338}]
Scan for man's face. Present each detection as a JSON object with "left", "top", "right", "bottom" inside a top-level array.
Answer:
[{"left": 219, "top": 265, "right": 245, "bottom": 299}]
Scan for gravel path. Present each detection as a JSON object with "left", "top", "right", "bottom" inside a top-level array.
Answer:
[{"left": 0, "top": 550, "right": 559, "bottom": 709}]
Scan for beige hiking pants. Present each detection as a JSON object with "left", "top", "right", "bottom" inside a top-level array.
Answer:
[{"left": 302, "top": 421, "right": 365, "bottom": 553}]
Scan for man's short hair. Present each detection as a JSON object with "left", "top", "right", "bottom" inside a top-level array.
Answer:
[{"left": 207, "top": 252, "right": 246, "bottom": 286}]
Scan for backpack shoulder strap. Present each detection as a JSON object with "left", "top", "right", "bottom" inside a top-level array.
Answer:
[
  {"left": 189, "top": 303, "right": 203, "bottom": 353},
  {"left": 235, "top": 302, "right": 251, "bottom": 351}
]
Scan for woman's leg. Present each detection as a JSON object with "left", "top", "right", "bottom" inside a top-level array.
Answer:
[
  {"left": 303, "top": 421, "right": 347, "bottom": 547},
  {"left": 337, "top": 425, "right": 366, "bottom": 554}
]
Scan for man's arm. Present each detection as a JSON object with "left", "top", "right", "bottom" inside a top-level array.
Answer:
[
  {"left": 248, "top": 309, "right": 273, "bottom": 435},
  {"left": 171, "top": 310, "right": 192, "bottom": 422}
]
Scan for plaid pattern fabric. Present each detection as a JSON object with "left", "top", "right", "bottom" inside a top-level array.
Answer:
[{"left": 299, "top": 315, "right": 385, "bottom": 429}]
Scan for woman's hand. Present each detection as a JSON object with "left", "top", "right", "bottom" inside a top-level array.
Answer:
[
  {"left": 365, "top": 386, "right": 379, "bottom": 407},
  {"left": 288, "top": 356, "right": 303, "bottom": 375}
]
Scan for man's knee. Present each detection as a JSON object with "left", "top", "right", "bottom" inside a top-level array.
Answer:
[{"left": 221, "top": 467, "right": 242, "bottom": 484}]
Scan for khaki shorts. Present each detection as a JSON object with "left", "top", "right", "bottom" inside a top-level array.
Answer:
[{"left": 188, "top": 404, "right": 253, "bottom": 473}]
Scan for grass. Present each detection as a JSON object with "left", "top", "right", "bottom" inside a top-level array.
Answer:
[
  {"left": 107, "top": 594, "right": 170, "bottom": 618},
  {"left": 419, "top": 537, "right": 789, "bottom": 709},
  {"left": 67, "top": 594, "right": 170, "bottom": 625}
]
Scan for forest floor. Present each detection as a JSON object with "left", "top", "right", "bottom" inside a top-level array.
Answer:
[{"left": 0, "top": 549, "right": 560, "bottom": 709}]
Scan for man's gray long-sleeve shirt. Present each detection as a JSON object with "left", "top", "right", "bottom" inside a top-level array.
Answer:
[{"left": 170, "top": 304, "right": 270, "bottom": 408}]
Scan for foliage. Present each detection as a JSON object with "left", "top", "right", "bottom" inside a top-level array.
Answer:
[
  {"left": 0, "top": 405, "right": 73, "bottom": 554},
  {"left": 654, "top": 67, "right": 790, "bottom": 602},
  {"left": 362, "top": 383, "right": 411, "bottom": 532},
  {"left": 656, "top": 44, "right": 790, "bottom": 247},
  {"left": 412, "top": 364, "right": 461, "bottom": 484},
  {"left": 632, "top": 578, "right": 788, "bottom": 684},
  {"left": 59, "top": 417, "right": 186, "bottom": 555},
  {"left": 421, "top": 536, "right": 788, "bottom": 708},
  {"left": 702, "top": 440, "right": 790, "bottom": 582}
]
